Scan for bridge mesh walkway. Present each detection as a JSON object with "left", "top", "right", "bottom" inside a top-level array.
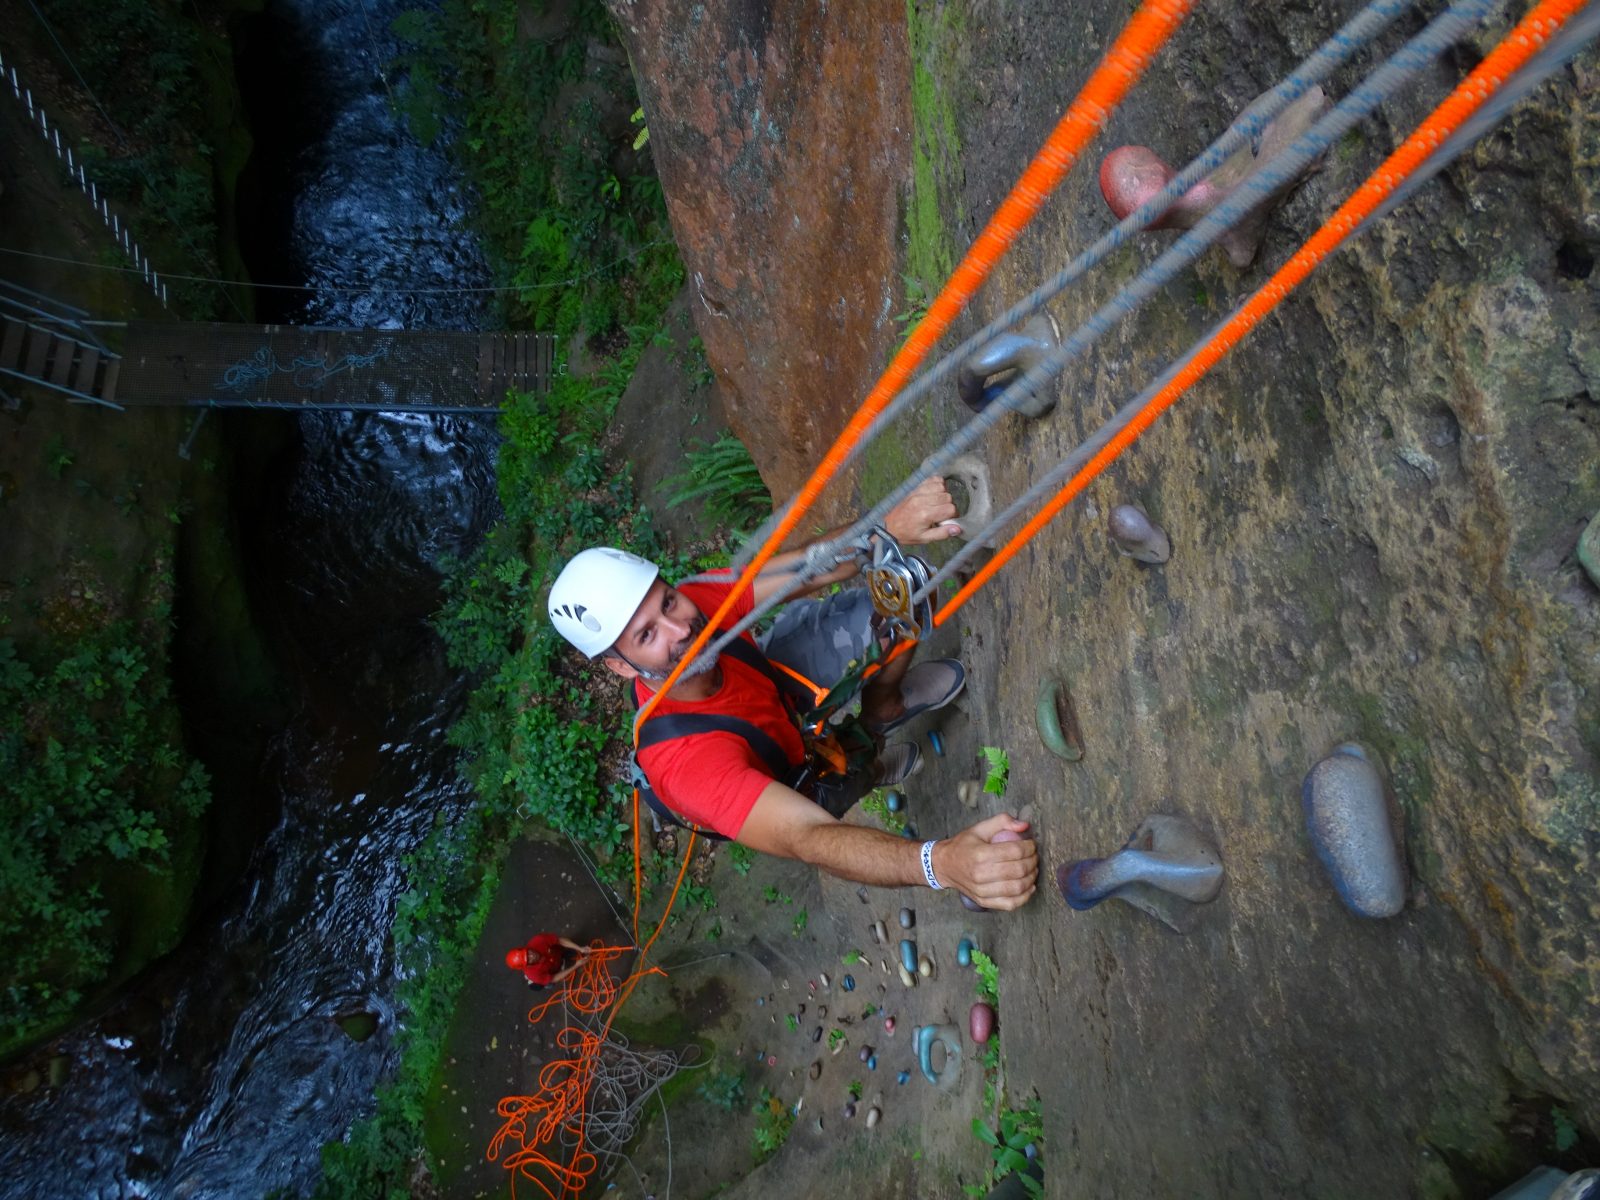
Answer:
[{"left": 114, "top": 322, "right": 556, "bottom": 410}]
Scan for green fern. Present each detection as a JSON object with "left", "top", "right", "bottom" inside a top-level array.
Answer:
[{"left": 662, "top": 433, "right": 772, "bottom": 532}]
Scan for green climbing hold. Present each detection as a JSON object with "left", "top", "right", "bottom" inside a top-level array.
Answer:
[
  {"left": 1036, "top": 675, "right": 1085, "bottom": 762},
  {"left": 1579, "top": 511, "right": 1600, "bottom": 589}
]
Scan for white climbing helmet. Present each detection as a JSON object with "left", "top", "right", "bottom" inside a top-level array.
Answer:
[{"left": 548, "top": 547, "right": 660, "bottom": 657}]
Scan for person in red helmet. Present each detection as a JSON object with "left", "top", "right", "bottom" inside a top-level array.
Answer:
[{"left": 506, "top": 933, "right": 592, "bottom": 989}]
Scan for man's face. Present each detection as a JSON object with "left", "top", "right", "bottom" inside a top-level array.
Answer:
[{"left": 603, "top": 580, "right": 717, "bottom": 681}]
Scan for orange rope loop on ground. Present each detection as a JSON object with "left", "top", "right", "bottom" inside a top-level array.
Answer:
[{"left": 935, "top": 0, "right": 1589, "bottom": 627}]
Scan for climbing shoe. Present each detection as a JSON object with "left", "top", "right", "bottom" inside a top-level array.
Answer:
[
  {"left": 874, "top": 742, "right": 924, "bottom": 787},
  {"left": 873, "top": 659, "right": 967, "bottom": 735}
]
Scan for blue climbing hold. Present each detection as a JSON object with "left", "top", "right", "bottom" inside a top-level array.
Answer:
[
  {"left": 897, "top": 1070, "right": 911, "bottom": 1085},
  {"left": 957, "top": 937, "right": 974, "bottom": 967},
  {"left": 928, "top": 730, "right": 945, "bottom": 757},
  {"left": 885, "top": 790, "right": 904, "bottom": 813},
  {"left": 899, "top": 939, "right": 918, "bottom": 975},
  {"left": 867, "top": 1054, "right": 877, "bottom": 1070},
  {"left": 841, "top": 974, "right": 856, "bottom": 992}
]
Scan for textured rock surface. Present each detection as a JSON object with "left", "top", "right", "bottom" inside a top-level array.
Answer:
[
  {"left": 605, "top": 0, "right": 909, "bottom": 514},
  {"left": 620, "top": 1, "right": 1599, "bottom": 1195}
]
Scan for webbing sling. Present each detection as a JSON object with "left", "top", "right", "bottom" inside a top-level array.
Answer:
[{"left": 630, "top": 634, "right": 814, "bottom": 840}]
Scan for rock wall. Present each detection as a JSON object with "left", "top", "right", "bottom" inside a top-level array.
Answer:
[
  {"left": 616, "top": 1, "right": 1599, "bottom": 1194},
  {"left": 605, "top": 0, "right": 909, "bottom": 514}
]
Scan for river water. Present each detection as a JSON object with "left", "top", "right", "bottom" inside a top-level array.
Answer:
[{"left": 0, "top": 2, "right": 500, "bottom": 1195}]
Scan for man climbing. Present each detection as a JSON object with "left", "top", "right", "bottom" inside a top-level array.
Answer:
[{"left": 548, "top": 477, "right": 1038, "bottom": 911}]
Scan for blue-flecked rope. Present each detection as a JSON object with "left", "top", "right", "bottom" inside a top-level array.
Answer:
[
  {"left": 695, "top": 0, "right": 1454, "bottom": 660},
  {"left": 919, "top": 0, "right": 1599, "bottom": 597}
]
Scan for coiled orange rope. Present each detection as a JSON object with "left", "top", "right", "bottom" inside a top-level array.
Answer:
[{"left": 932, "top": 0, "right": 1590, "bottom": 626}]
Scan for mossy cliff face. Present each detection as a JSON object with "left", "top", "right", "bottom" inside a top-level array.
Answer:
[
  {"left": 604, "top": 0, "right": 910, "bottom": 514},
  {"left": 617, "top": 1, "right": 1598, "bottom": 1194}
]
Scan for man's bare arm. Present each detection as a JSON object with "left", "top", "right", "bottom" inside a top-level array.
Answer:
[
  {"left": 749, "top": 477, "right": 963, "bottom": 607},
  {"left": 735, "top": 782, "right": 1038, "bottom": 909}
]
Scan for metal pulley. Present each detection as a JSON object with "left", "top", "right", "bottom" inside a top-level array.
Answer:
[{"left": 862, "top": 529, "right": 934, "bottom": 642}]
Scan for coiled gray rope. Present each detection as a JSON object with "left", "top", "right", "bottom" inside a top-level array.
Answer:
[{"left": 921, "top": 0, "right": 1599, "bottom": 595}]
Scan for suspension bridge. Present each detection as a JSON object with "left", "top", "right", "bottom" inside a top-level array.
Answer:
[{"left": 0, "top": 281, "right": 555, "bottom": 413}]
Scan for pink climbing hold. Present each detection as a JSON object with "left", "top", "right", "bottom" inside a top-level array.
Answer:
[{"left": 970, "top": 1002, "right": 996, "bottom": 1044}]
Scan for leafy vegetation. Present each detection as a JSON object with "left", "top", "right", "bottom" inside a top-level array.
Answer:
[
  {"left": 971, "top": 948, "right": 999, "bottom": 1006},
  {"left": 980, "top": 745, "right": 1010, "bottom": 795},
  {"left": 0, "top": 628, "right": 210, "bottom": 1044},
  {"left": 751, "top": 1088, "right": 795, "bottom": 1163},
  {"left": 697, "top": 1068, "right": 747, "bottom": 1112},
  {"left": 34, "top": 0, "right": 230, "bottom": 313},
  {"left": 662, "top": 432, "right": 773, "bottom": 535},
  {"left": 967, "top": 1101, "right": 1043, "bottom": 1199}
]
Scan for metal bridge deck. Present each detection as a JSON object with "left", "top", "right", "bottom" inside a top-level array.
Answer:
[{"left": 111, "top": 322, "right": 556, "bottom": 411}]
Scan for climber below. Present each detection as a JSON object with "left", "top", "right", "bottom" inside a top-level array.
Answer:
[{"left": 548, "top": 477, "right": 1038, "bottom": 911}]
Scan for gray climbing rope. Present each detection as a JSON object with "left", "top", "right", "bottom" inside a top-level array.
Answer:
[
  {"left": 923, "top": 0, "right": 1597, "bottom": 594},
  {"left": 693, "top": 0, "right": 1487, "bottom": 664},
  {"left": 728, "top": 0, "right": 1417, "bottom": 581}
]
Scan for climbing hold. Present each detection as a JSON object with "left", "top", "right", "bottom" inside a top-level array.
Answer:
[
  {"left": 923, "top": 453, "right": 994, "bottom": 547},
  {"left": 1579, "top": 512, "right": 1600, "bottom": 589},
  {"left": 898, "top": 907, "right": 914, "bottom": 929},
  {"left": 1107, "top": 504, "right": 1172, "bottom": 565},
  {"left": 866, "top": 1103, "right": 882, "bottom": 1128},
  {"left": 898, "top": 964, "right": 916, "bottom": 988},
  {"left": 1058, "top": 813, "right": 1224, "bottom": 932},
  {"left": 809, "top": 1059, "right": 822, "bottom": 1080},
  {"left": 917, "top": 955, "right": 933, "bottom": 979},
  {"left": 767, "top": 1055, "right": 778, "bottom": 1067},
  {"left": 818, "top": 1005, "right": 828, "bottom": 1019},
  {"left": 970, "top": 1002, "right": 996, "bottom": 1045},
  {"left": 956, "top": 313, "right": 1063, "bottom": 418},
  {"left": 914, "top": 1023, "right": 963, "bottom": 1087},
  {"left": 1302, "top": 743, "right": 1406, "bottom": 918},
  {"left": 830, "top": 1034, "right": 848, "bottom": 1057},
  {"left": 897, "top": 1070, "right": 911, "bottom": 1085},
  {"left": 879, "top": 959, "right": 888, "bottom": 974},
  {"left": 904, "top": 823, "right": 920, "bottom": 840},
  {"left": 1098, "top": 86, "right": 1331, "bottom": 268},
  {"left": 1036, "top": 675, "right": 1085, "bottom": 762},
  {"left": 957, "top": 937, "right": 974, "bottom": 967},
  {"left": 957, "top": 779, "right": 984, "bottom": 809},
  {"left": 812, "top": 1026, "right": 823, "bottom": 1043},
  {"left": 798, "top": 1003, "right": 806, "bottom": 1016},
  {"left": 928, "top": 729, "right": 946, "bottom": 757},
  {"left": 819, "top": 972, "right": 830, "bottom": 991},
  {"left": 757, "top": 996, "right": 766, "bottom": 1006},
  {"left": 960, "top": 894, "right": 988, "bottom": 913},
  {"left": 842, "top": 974, "right": 856, "bottom": 992},
  {"left": 884, "top": 1016, "right": 896, "bottom": 1035},
  {"left": 899, "top": 939, "right": 918, "bottom": 974},
  {"left": 872, "top": 919, "right": 888, "bottom": 945},
  {"left": 843, "top": 1101, "right": 857, "bottom": 1120},
  {"left": 859, "top": 1044, "right": 873, "bottom": 1063},
  {"left": 885, "top": 790, "right": 905, "bottom": 813}
]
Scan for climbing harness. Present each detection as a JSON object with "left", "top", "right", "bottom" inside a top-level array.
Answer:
[{"left": 627, "top": 633, "right": 881, "bottom": 840}]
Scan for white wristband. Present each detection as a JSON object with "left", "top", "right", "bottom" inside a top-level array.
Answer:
[{"left": 920, "top": 839, "right": 944, "bottom": 890}]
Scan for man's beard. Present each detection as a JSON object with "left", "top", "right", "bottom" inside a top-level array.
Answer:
[{"left": 637, "top": 616, "right": 719, "bottom": 682}]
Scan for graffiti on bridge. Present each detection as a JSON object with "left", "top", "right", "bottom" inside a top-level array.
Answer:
[{"left": 216, "top": 342, "right": 392, "bottom": 395}]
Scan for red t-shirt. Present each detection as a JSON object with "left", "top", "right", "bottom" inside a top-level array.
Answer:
[
  {"left": 521, "top": 932, "right": 566, "bottom": 986},
  {"left": 633, "top": 578, "right": 805, "bottom": 839}
]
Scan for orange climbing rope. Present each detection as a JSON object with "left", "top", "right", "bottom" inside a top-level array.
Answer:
[
  {"left": 931, "top": 0, "right": 1590, "bottom": 628},
  {"left": 634, "top": 0, "right": 1194, "bottom": 730},
  {"left": 488, "top": 943, "right": 670, "bottom": 1197}
]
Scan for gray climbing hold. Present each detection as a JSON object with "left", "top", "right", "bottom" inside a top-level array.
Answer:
[
  {"left": 924, "top": 453, "right": 994, "bottom": 546},
  {"left": 898, "top": 907, "right": 914, "bottom": 929},
  {"left": 956, "top": 313, "right": 1063, "bottom": 418},
  {"left": 1108, "top": 504, "right": 1171, "bottom": 564},
  {"left": 1302, "top": 743, "right": 1406, "bottom": 918},
  {"left": 1057, "top": 813, "right": 1224, "bottom": 932}
]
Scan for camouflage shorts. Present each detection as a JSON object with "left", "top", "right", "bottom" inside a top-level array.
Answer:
[{"left": 758, "top": 587, "right": 879, "bottom": 698}]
